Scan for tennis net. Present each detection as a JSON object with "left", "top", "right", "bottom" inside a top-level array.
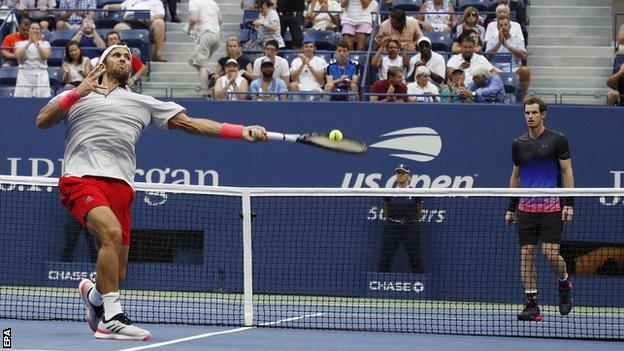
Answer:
[{"left": 1, "top": 175, "right": 623, "bottom": 339}]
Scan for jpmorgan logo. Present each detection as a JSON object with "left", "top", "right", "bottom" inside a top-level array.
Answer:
[{"left": 370, "top": 127, "right": 442, "bottom": 162}]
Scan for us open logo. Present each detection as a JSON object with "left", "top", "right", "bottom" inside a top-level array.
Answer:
[{"left": 369, "top": 127, "right": 442, "bottom": 162}]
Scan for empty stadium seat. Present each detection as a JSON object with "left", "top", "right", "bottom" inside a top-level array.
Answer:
[
  {"left": 120, "top": 29, "right": 150, "bottom": 62},
  {"left": 281, "top": 51, "right": 299, "bottom": 65},
  {"left": 0, "top": 67, "right": 18, "bottom": 85},
  {"left": 613, "top": 54, "right": 624, "bottom": 74},
  {"left": 423, "top": 31, "right": 451, "bottom": 52},
  {"left": 304, "top": 29, "right": 339, "bottom": 50},
  {"left": 242, "top": 9, "right": 259, "bottom": 28},
  {"left": 0, "top": 86, "right": 15, "bottom": 97},
  {"left": 49, "top": 29, "right": 76, "bottom": 47},
  {"left": 349, "top": 52, "right": 366, "bottom": 65},
  {"left": 458, "top": 0, "right": 488, "bottom": 11},
  {"left": 48, "top": 47, "right": 65, "bottom": 67},
  {"left": 499, "top": 72, "right": 519, "bottom": 94},
  {"left": 392, "top": 0, "right": 422, "bottom": 12},
  {"left": 48, "top": 67, "right": 65, "bottom": 88},
  {"left": 239, "top": 28, "right": 254, "bottom": 45},
  {"left": 95, "top": 11, "right": 124, "bottom": 29}
]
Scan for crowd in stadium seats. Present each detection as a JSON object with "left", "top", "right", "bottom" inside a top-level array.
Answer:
[
  {"left": 0, "top": 0, "right": 535, "bottom": 102},
  {"left": 221, "top": 0, "right": 530, "bottom": 102}
]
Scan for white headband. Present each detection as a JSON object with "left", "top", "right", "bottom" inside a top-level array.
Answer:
[{"left": 97, "top": 45, "right": 132, "bottom": 66}]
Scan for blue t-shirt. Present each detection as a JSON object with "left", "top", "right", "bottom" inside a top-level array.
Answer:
[
  {"left": 383, "top": 190, "right": 423, "bottom": 222},
  {"left": 327, "top": 58, "right": 359, "bottom": 91},
  {"left": 249, "top": 78, "right": 288, "bottom": 101}
]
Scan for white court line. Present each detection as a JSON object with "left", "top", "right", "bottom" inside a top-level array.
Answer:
[{"left": 115, "top": 313, "right": 325, "bottom": 351}]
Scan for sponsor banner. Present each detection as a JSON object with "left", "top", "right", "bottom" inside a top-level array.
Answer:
[{"left": 365, "top": 272, "right": 432, "bottom": 299}]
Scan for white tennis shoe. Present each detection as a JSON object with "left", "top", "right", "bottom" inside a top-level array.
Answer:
[
  {"left": 94, "top": 313, "right": 152, "bottom": 341},
  {"left": 78, "top": 278, "right": 103, "bottom": 332}
]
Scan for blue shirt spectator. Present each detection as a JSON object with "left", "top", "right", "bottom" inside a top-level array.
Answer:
[
  {"left": 468, "top": 64, "right": 506, "bottom": 103},
  {"left": 326, "top": 58, "right": 359, "bottom": 92},
  {"left": 250, "top": 77, "right": 288, "bottom": 101}
]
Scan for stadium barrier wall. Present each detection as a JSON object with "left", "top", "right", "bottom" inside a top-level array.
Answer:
[{"left": 1, "top": 98, "right": 623, "bottom": 306}]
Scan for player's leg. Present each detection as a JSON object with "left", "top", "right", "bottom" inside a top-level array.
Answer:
[
  {"left": 403, "top": 224, "right": 423, "bottom": 273},
  {"left": 541, "top": 212, "right": 572, "bottom": 315},
  {"left": 378, "top": 224, "right": 401, "bottom": 272},
  {"left": 516, "top": 211, "right": 542, "bottom": 321}
]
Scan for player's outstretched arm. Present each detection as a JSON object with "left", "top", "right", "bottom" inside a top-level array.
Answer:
[
  {"left": 168, "top": 112, "right": 267, "bottom": 142},
  {"left": 505, "top": 165, "right": 520, "bottom": 226},
  {"left": 36, "top": 65, "right": 108, "bottom": 129}
]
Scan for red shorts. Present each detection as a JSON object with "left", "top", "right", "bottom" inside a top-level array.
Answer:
[{"left": 58, "top": 176, "right": 135, "bottom": 245}]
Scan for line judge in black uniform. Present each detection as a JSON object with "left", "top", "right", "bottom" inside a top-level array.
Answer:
[{"left": 378, "top": 164, "right": 424, "bottom": 273}]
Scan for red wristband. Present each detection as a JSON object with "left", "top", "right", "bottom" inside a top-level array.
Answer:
[
  {"left": 220, "top": 123, "right": 244, "bottom": 139},
  {"left": 58, "top": 89, "right": 80, "bottom": 111}
]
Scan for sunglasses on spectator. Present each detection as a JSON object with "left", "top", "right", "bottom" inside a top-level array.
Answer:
[{"left": 467, "top": 13, "right": 477, "bottom": 17}]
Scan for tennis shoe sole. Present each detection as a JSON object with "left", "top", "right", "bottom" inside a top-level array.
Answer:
[{"left": 78, "top": 279, "right": 100, "bottom": 332}]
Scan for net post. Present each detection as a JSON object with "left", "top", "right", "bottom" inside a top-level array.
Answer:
[{"left": 242, "top": 188, "right": 254, "bottom": 326}]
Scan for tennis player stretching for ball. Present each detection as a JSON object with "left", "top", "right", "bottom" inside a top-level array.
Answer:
[
  {"left": 505, "top": 97, "right": 574, "bottom": 321},
  {"left": 36, "top": 45, "right": 267, "bottom": 340}
]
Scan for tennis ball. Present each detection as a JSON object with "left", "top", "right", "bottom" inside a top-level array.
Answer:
[{"left": 329, "top": 129, "right": 343, "bottom": 141}]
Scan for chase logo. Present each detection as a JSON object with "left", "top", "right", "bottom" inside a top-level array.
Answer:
[{"left": 369, "top": 127, "right": 442, "bottom": 162}]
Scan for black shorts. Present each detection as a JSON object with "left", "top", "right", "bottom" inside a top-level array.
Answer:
[
  {"left": 123, "top": 20, "right": 150, "bottom": 30},
  {"left": 517, "top": 211, "right": 563, "bottom": 246}
]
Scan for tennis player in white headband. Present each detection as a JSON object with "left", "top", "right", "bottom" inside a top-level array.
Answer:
[{"left": 35, "top": 45, "right": 267, "bottom": 341}]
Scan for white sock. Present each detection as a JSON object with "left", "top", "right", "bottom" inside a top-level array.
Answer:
[
  {"left": 88, "top": 286, "right": 103, "bottom": 307},
  {"left": 102, "top": 292, "right": 123, "bottom": 320}
]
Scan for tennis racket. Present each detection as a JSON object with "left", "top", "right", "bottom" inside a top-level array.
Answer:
[{"left": 266, "top": 131, "right": 367, "bottom": 154}]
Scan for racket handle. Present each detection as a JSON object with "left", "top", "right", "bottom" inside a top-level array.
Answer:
[{"left": 267, "top": 132, "right": 298, "bottom": 142}]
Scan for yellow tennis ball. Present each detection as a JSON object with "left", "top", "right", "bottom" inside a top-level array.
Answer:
[{"left": 329, "top": 129, "right": 343, "bottom": 141}]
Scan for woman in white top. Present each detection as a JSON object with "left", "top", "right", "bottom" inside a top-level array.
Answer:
[
  {"left": 253, "top": 0, "right": 285, "bottom": 48},
  {"left": 62, "top": 40, "right": 92, "bottom": 88},
  {"left": 418, "top": 0, "right": 455, "bottom": 33},
  {"left": 305, "top": 0, "right": 341, "bottom": 31},
  {"left": 371, "top": 38, "right": 405, "bottom": 80},
  {"left": 214, "top": 58, "right": 249, "bottom": 100},
  {"left": 407, "top": 66, "right": 439, "bottom": 102},
  {"left": 340, "top": 0, "right": 378, "bottom": 51},
  {"left": 14, "top": 21, "right": 51, "bottom": 97}
]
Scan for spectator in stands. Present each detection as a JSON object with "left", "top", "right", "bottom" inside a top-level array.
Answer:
[
  {"left": 447, "top": 36, "right": 496, "bottom": 86},
  {"left": 440, "top": 68, "right": 475, "bottom": 103},
  {"left": 304, "top": 0, "right": 340, "bottom": 31},
  {"left": 241, "top": 0, "right": 255, "bottom": 10},
  {"left": 166, "top": 0, "right": 180, "bottom": 23},
  {"left": 325, "top": 40, "right": 359, "bottom": 100},
  {"left": 454, "top": 7, "right": 484, "bottom": 45},
  {"left": 104, "top": 0, "right": 167, "bottom": 62},
  {"left": 289, "top": 37, "right": 327, "bottom": 93},
  {"left": 484, "top": 4, "right": 524, "bottom": 46},
  {"left": 466, "top": 64, "right": 506, "bottom": 103},
  {"left": 340, "top": 0, "right": 377, "bottom": 51},
  {"left": 606, "top": 62, "right": 624, "bottom": 106},
  {"left": 1, "top": 17, "right": 31, "bottom": 67},
  {"left": 486, "top": 16, "right": 530, "bottom": 100},
  {"left": 371, "top": 38, "right": 405, "bottom": 80},
  {"left": 249, "top": 58, "right": 288, "bottom": 101},
  {"left": 253, "top": 0, "right": 285, "bottom": 48},
  {"left": 253, "top": 40, "right": 290, "bottom": 83},
  {"left": 617, "top": 23, "right": 624, "bottom": 53},
  {"left": 70, "top": 17, "right": 106, "bottom": 49},
  {"left": 407, "top": 66, "right": 439, "bottom": 102},
  {"left": 56, "top": 0, "right": 97, "bottom": 30},
  {"left": 14, "top": 21, "right": 51, "bottom": 97},
  {"left": 485, "top": 0, "right": 526, "bottom": 38},
  {"left": 186, "top": 0, "right": 221, "bottom": 97},
  {"left": 62, "top": 40, "right": 91, "bottom": 88},
  {"left": 375, "top": 8, "right": 422, "bottom": 52},
  {"left": 216, "top": 36, "right": 253, "bottom": 82},
  {"left": 418, "top": 0, "right": 455, "bottom": 33},
  {"left": 277, "top": 0, "right": 305, "bottom": 49},
  {"left": 369, "top": 66, "right": 407, "bottom": 103},
  {"left": 18, "top": 0, "right": 55, "bottom": 30},
  {"left": 407, "top": 36, "right": 445, "bottom": 85},
  {"left": 451, "top": 29, "right": 483, "bottom": 55},
  {"left": 91, "top": 31, "right": 148, "bottom": 88},
  {"left": 214, "top": 58, "right": 249, "bottom": 100}
]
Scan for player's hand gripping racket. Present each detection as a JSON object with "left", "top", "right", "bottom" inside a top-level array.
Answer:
[{"left": 266, "top": 131, "right": 367, "bottom": 154}]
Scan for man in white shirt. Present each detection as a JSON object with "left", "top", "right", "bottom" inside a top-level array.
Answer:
[
  {"left": 253, "top": 39, "right": 290, "bottom": 84},
  {"left": 186, "top": 0, "right": 222, "bottom": 96},
  {"left": 483, "top": 4, "right": 524, "bottom": 46},
  {"left": 36, "top": 45, "right": 267, "bottom": 341},
  {"left": 407, "top": 36, "right": 445, "bottom": 85},
  {"left": 447, "top": 36, "right": 496, "bottom": 86},
  {"left": 104, "top": 0, "right": 167, "bottom": 61},
  {"left": 289, "top": 37, "right": 328, "bottom": 92}
]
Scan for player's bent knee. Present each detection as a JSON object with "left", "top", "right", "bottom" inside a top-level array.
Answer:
[{"left": 99, "top": 226, "right": 123, "bottom": 246}]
